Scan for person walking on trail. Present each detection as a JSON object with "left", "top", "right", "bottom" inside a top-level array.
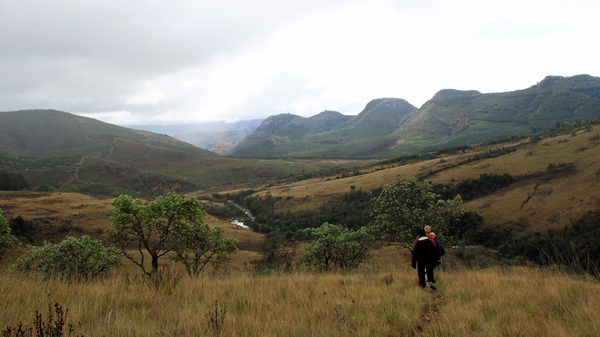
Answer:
[{"left": 412, "top": 228, "right": 438, "bottom": 290}]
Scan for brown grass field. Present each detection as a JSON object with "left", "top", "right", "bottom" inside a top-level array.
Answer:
[
  {"left": 1, "top": 266, "right": 599, "bottom": 336},
  {"left": 1, "top": 127, "right": 600, "bottom": 335}
]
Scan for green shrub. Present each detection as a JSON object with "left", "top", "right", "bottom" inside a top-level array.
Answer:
[
  {"left": 64, "top": 185, "right": 78, "bottom": 193},
  {"left": 299, "top": 223, "right": 373, "bottom": 272},
  {"left": 11, "top": 236, "right": 123, "bottom": 280},
  {"left": 35, "top": 183, "right": 57, "bottom": 192},
  {"left": 0, "top": 209, "right": 18, "bottom": 259}
]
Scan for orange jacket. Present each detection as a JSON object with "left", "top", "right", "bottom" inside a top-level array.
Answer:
[{"left": 413, "top": 234, "right": 436, "bottom": 247}]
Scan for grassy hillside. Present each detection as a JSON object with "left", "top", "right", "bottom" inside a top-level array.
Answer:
[
  {"left": 1, "top": 148, "right": 369, "bottom": 197},
  {"left": 0, "top": 110, "right": 216, "bottom": 158},
  {"left": 231, "top": 98, "right": 416, "bottom": 157},
  {"left": 265, "top": 110, "right": 352, "bottom": 144},
  {"left": 1, "top": 110, "right": 367, "bottom": 196},
  {"left": 230, "top": 113, "right": 302, "bottom": 153},
  {"left": 384, "top": 74, "right": 600, "bottom": 156},
  {"left": 202, "top": 123, "right": 600, "bottom": 231},
  {"left": 1, "top": 266, "right": 598, "bottom": 336},
  {"left": 0, "top": 190, "right": 598, "bottom": 335}
]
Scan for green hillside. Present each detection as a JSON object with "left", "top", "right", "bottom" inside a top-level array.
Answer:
[
  {"left": 231, "top": 98, "right": 416, "bottom": 157},
  {"left": 268, "top": 110, "right": 352, "bottom": 144},
  {"left": 0, "top": 110, "right": 341, "bottom": 196},
  {"left": 229, "top": 75, "right": 600, "bottom": 158},
  {"left": 383, "top": 74, "right": 600, "bottom": 156},
  {"left": 231, "top": 113, "right": 302, "bottom": 152},
  {"left": 0, "top": 110, "right": 216, "bottom": 158}
]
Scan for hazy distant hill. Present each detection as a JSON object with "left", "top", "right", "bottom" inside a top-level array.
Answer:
[
  {"left": 230, "top": 98, "right": 416, "bottom": 157},
  {"left": 0, "top": 110, "right": 217, "bottom": 158},
  {"left": 230, "top": 113, "right": 303, "bottom": 152},
  {"left": 229, "top": 75, "right": 600, "bottom": 158},
  {"left": 125, "top": 119, "right": 263, "bottom": 153}
]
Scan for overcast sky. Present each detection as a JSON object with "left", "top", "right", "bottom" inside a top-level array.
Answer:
[{"left": 1, "top": 0, "right": 599, "bottom": 125}]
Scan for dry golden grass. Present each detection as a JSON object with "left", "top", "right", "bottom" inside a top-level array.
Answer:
[{"left": 1, "top": 266, "right": 599, "bottom": 336}]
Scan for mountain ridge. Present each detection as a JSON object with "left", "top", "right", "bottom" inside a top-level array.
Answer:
[{"left": 229, "top": 74, "right": 600, "bottom": 158}]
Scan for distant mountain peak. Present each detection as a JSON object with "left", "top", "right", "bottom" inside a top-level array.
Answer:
[{"left": 428, "top": 89, "right": 482, "bottom": 104}]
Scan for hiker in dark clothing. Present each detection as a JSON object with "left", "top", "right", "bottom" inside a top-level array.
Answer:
[{"left": 412, "top": 229, "right": 438, "bottom": 290}]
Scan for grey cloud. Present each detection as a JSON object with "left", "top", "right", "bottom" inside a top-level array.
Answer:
[{"left": 0, "top": 0, "right": 354, "bottom": 116}]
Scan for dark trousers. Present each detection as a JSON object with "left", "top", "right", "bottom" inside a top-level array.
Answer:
[{"left": 417, "top": 263, "right": 435, "bottom": 287}]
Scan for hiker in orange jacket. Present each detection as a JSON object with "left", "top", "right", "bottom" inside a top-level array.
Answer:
[{"left": 413, "top": 225, "right": 436, "bottom": 247}]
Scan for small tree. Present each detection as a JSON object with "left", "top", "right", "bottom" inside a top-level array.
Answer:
[
  {"left": 107, "top": 190, "right": 237, "bottom": 277},
  {"left": 370, "top": 176, "right": 465, "bottom": 249},
  {"left": 10, "top": 236, "right": 123, "bottom": 280},
  {"left": 299, "top": 222, "right": 373, "bottom": 272},
  {"left": 275, "top": 239, "right": 301, "bottom": 272},
  {"left": 171, "top": 224, "right": 238, "bottom": 277},
  {"left": 0, "top": 208, "right": 17, "bottom": 259}
]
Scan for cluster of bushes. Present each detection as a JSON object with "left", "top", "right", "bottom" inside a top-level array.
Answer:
[
  {"left": 229, "top": 187, "right": 381, "bottom": 236},
  {"left": 432, "top": 173, "right": 516, "bottom": 201},
  {"left": 0, "top": 154, "right": 82, "bottom": 170},
  {"left": 7, "top": 216, "right": 37, "bottom": 245},
  {"left": 289, "top": 166, "right": 350, "bottom": 182},
  {"left": 463, "top": 146, "right": 518, "bottom": 163},
  {"left": 479, "top": 135, "right": 528, "bottom": 146},
  {"left": 461, "top": 211, "right": 600, "bottom": 276},
  {"left": 533, "top": 119, "right": 598, "bottom": 139},
  {"left": 11, "top": 236, "right": 124, "bottom": 280},
  {"left": 0, "top": 170, "right": 30, "bottom": 191},
  {"left": 376, "top": 151, "right": 441, "bottom": 166}
]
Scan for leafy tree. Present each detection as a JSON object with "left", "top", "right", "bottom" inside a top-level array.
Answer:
[
  {"left": 10, "top": 236, "right": 123, "bottom": 280},
  {"left": 171, "top": 224, "right": 238, "bottom": 277},
  {"left": 370, "top": 177, "right": 465, "bottom": 249},
  {"left": 107, "top": 190, "right": 236, "bottom": 277},
  {"left": 299, "top": 222, "right": 374, "bottom": 272},
  {"left": 0, "top": 170, "right": 30, "bottom": 191},
  {"left": 0, "top": 209, "right": 17, "bottom": 259},
  {"left": 9, "top": 215, "right": 36, "bottom": 245}
]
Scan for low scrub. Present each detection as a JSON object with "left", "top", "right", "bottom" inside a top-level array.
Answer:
[
  {"left": 10, "top": 236, "right": 123, "bottom": 280},
  {"left": 2, "top": 298, "right": 84, "bottom": 337}
]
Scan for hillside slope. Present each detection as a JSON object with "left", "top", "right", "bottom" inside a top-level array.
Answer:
[
  {"left": 383, "top": 74, "right": 600, "bottom": 156},
  {"left": 204, "top": 124, "right": 600, "bottom": 231},
  {"left": 230, "top": 98, "right": 416, "bottom": 157},
  {"left": 0, "top": 110, "right": 217, "bottom": 158},
  {"left": 0, "top": 110, "right": 344, "bottom": 196},
  {"left": 230, "top": 113, "right": 302, "bottom": 153}
]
